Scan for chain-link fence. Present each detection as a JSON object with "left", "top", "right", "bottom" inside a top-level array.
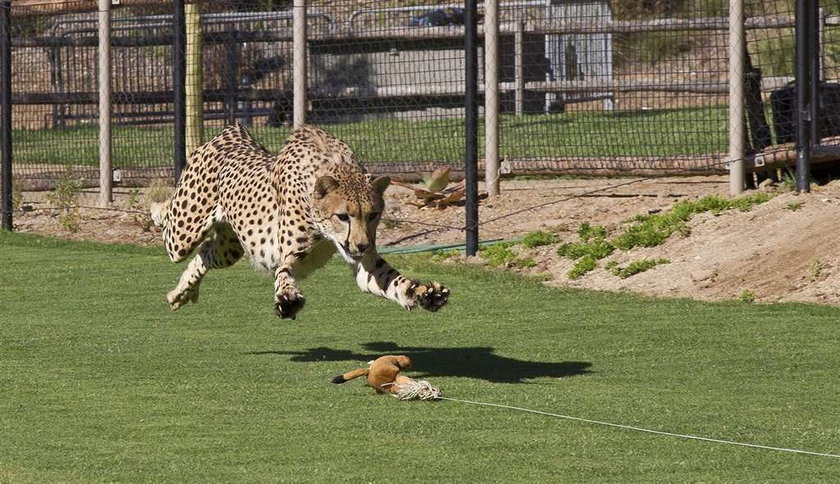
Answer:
[{"left": 4, "top": 0, "right": 840, "bottom": 189}]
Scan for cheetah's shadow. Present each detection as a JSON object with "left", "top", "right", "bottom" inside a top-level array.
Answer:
[{"left": 248, "top": 341, "right": 591, "bottom": 383}]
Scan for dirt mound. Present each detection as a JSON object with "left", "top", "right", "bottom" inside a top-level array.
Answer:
[
  {"left": 536, "top": 184, "right": 840, "bottom": 304},
  {"left": 9, "top": 175, "right": 839, "bottom": 305}
]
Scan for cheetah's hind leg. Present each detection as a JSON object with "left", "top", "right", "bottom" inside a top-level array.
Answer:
[{"left": 166, "top": 222, "right": 244, "bottom": 310}]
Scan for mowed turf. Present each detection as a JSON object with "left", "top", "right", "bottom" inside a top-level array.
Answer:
[{"left": 1, "top": 232, "right": 839, "bottom": 482}]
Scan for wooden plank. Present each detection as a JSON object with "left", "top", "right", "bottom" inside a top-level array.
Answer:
[{"left": 12, "top": 0, "right": 184, "bottom": 16}]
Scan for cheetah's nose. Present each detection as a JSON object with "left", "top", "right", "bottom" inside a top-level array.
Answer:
[{"left": 356, "top": 243, "right": 370, "bottom": 254}]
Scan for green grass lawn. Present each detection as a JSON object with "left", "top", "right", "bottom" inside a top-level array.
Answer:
[
  {"left": 13, "top": 107, "right": 727, "bottom": 169},
  {"left": 2, "top": 232, "right": 838, "bottom": 482}
]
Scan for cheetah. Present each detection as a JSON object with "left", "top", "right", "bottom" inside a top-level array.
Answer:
[{"left": 151, "top": 124, "right": 449, "bottom": 319}]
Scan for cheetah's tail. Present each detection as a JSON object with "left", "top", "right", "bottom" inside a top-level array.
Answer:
[{"left": 149, "top": 200, "right": 169, "bottom": 228}]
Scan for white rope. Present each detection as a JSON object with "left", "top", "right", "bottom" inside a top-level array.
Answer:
[
  {"left": 437, "top": 396, "right": 840, "bottom": 459},
  {"left": 386, "top": 380, "right": 443, "bottom": 401}
]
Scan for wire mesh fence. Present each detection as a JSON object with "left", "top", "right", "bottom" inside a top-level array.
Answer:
[{"left": 3, "top": 0, "right": 839, "bottom": 190}]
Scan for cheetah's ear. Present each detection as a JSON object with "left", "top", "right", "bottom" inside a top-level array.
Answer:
[
  {"left": 371, "top": 176, "right": 391, "bottom": 196},
  {"left": 314, "top": 176, "right": 339, "bottom": 200}
]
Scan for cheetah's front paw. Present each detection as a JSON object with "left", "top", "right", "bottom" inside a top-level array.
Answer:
[
  {"left": 274, "top": 291, "right": 306, "bottom": 320},
  {"left": 167, "top": 285, "right": 200, "bottom": 310},
  {"left": 411, "top": 282, "right": 449, "bottom": 312}
]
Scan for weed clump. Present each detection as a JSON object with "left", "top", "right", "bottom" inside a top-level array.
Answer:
[
  {"left": 611, "top": 258, "right": 670, "bottom": 279},
  {"left": 555, "top": 223, "right": 613, "bottom": 279},
  {"left": 568, "top": 255, "right": 598, "bottom": 280},
  {"left": 480, "top": 243, "right": 536, "bottom": 269},
  {"left": 46, "top": 173, "right": 84, "bottom": 233},
  {"left": 521, "top": 230, "right": 559, "bottom": 248}
]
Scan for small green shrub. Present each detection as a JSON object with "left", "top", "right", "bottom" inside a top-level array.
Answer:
[
  {"left": 481, "top": 243, "right": 514, "bottom": 266},
  {"left": 557, "top": 238, "right": 614, "bottom": 260},
  {"left": 739, "top": 290, "right": 756, "bottom": 303},
  {"left": 611, "top": 258, "right": 670, "bottom": 279},
  {"left": 481, "top": 243, "right": 538, "bottom": 269},
  {"left": 809, "top": 259, "right": 822, "bottom": 282},
  {"left": 46, "top": 174, "right": 84, "bottom": 233},
  {"left": 568, "top": 255, "right": 598, "bottom": 280},
  {"left": 556, "top": 223, "right": 613, "bottom": 279},
  {"left": 557, "top": 223, "right": 613, "bottom": 260},
  {"left": 578, "top": 222, "right": 607, "bottom": 242},
  {"left": 779, "top": 172, "right": 796, "bottom": 192},
  {"left": 521, "top": 230, "right": 559, "bottom": 248},
  {"left": 785, "top": 200, "right": 803, "bottom": 212}
]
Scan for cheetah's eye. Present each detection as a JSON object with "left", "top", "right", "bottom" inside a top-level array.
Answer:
[
  {"left": 368, "top": 212, "right": 380, "bottom": 221},
  {"left": 335, "top": 213, "right": 350, "bottom": 222}
]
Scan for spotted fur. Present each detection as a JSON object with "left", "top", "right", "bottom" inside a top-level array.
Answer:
[{"left": 153, "top": 124, "right": 449, "bottom": 319}]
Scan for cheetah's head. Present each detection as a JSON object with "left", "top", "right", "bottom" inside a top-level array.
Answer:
[{"left": 312, "top": 174, "right": 390, "bottom": 262}]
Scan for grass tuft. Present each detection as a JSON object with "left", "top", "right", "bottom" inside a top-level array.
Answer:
[
  {"left": 480, "top": 242, "right": 535, "bottom": 269},
  {"left": 611, "top": 258, "right": 671, "bottom": 279},
  {"left": 521, "top": 230, "right": 559, "bottom": 248},
  {"left": 568, "top": 254, "right": 598, "bottom": 280}
]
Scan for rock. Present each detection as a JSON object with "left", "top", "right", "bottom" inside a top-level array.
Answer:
[{"left": 691, "top": 269, "right": 717, "bottom": 283}]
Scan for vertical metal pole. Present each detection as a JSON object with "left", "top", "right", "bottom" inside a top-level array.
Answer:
[
  {"left": 173, "top": 0, "right": 187, "bottom": 182},
  {"left": 0, "top": 0, "right": 11, "bottom": 231},
  {"left": 484, "top": 0, "right": 500, "bottom": 197},
  {"left": 795, "top": 0, "right": 812, "bottom": 193},
  {"left": 98, "top": 0, "right": 112, "bottom": 206},
  {"left": 728, "top": 0, "right": 745, "bottom": 196},
  {"left": 185, "top": 1, "right": 203, "bottom": 157},
  {"left": 465, "top": 0, "right": 479, "bottom": 256},
  {"left": 809, "top": 3, "right": 821, "bottom": 147},
  {"left": 603, "top": 4, "right": 614, "bottom": 111},
  {"left": 514, "top": 20, "right": 524, "bottom": 117},
  {"left": 293, "top": 0, "right": 307, "bottom": 128}
]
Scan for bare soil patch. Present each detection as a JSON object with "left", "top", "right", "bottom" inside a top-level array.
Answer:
[{"left": 9, "top": 175, "right": 839, "bottom": 305}]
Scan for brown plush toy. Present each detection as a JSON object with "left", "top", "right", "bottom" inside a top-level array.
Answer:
[{"left": 331, "top": 355, "right": 442, "bottom": 400}]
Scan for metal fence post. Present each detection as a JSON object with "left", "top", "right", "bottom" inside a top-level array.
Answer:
[
  {"left": 484, "top": 0, "right": 500, "bottom": 198},
  {"left": 465, "top": 0, "right": 479, "bottom": 256},
  {"left": 0, "top": 0, "right": 10, "bottom": 231},
  {"left": 514, "top": 19, "right": 524, "bottom": 117},
  {"left": 795, "top": 0, "right": 812, "bottom": 193},
  {"left": 98, "top": 0, "right": 112, "bottom": 206},
  {"left": 185, "top": 1, "right": 203, "bottom": 157},
  {"left": 293, "top": 0, "right": 307, "bottom": 128},
  {"left": 809, "top": 3, "right": 820, "bottom": 148},
  {"left": 173, "top": 0, "right": 187, "bottom": 182},
  {"left": 728, "top": 0, "right": 745, "bottom": 196}
]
